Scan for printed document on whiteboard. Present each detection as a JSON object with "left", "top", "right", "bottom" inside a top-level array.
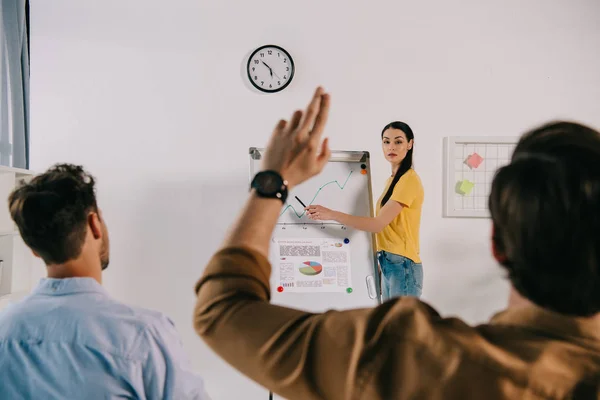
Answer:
[{"left": 270, "top": 237, "right": 352, "bottom": 293}]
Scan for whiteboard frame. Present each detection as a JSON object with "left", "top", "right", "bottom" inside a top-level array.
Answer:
[
  {"left": 443, "top": 136, "right": 519, "bottom": 218},
  {"left": 248, "top": 147, "right": 380, "bottom": 303}
]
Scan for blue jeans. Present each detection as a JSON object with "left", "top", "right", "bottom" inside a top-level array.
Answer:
[{"left": 377, "top": 250, "right": 423, "bottom": 300}]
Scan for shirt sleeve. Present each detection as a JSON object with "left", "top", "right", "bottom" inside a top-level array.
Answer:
[
  {"left": 142, "top": 314, "right": 212, "bottom": 400},
  {"left": 390, "top": 170, "right": 421, "bottom": 208},
  {"left": 193, "top": 246, "right": 442, "bottom": 400}
]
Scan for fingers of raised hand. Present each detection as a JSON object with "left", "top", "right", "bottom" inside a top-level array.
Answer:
[
  {"left": 296, "top": 87, "right": 325, "bottom": 141},
  {"left": 287, "top": 110, "right": 303, "bottom": 135},
  {"left": 310, "top": 93, "right": 330, "bottom": 142},
  {"left": 272, "top": 119, "right": 287, "bottom": 136},
  {"left": 301, "top": 87, "right": 324, "bottom": 129},
  {"left": 316, "top": 138, "right": 331, "bottom": 168},
  {"left": 278, "top": 87, "right": 330, "bottom": 187}
]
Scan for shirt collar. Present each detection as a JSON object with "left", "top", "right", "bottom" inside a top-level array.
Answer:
[
  {"left": 32, "top": 277, "right": 108, "bottom": 296},
  {"left": 489, "top": 303, "right": 600, "bottom": 345}
]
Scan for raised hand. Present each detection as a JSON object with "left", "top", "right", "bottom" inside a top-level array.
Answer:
[{"left": 261, "top": 87, "right": 331, "bottom": 189}]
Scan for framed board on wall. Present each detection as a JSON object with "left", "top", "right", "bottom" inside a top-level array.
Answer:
[{"left": 443, "top": 136, "right": 518, "bottom": 218}]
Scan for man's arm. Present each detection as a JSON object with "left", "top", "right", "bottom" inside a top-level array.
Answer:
[
  {"left": 194, "top": 245, "right": 443, "bottom": 399},
  {"left": 193, "top": 88, "right": 439, "bottom": 399}
]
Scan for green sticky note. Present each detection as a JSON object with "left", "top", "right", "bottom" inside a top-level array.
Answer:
[{"left": 457, "top": 179, "right": 475, "bottom": 195}]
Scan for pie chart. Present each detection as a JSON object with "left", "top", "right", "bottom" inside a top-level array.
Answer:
[{"left": 299, "top": 261, "right": 323, "bottom": 276}]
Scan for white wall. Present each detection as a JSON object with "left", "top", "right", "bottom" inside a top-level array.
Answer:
[{"left": 30, "top": 0, "right": 600, "bottom": 398}]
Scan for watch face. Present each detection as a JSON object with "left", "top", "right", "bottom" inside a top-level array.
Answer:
[
  {"left": 247, "top": 45, "right": 294, "bottom": 93},
  {"left": 255, "top": 171, "right": 282, "bottom": 194}
]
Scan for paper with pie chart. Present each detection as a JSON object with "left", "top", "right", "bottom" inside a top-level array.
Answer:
[{"left": 271, "top": 237, "right": 352, "bottom": 293}]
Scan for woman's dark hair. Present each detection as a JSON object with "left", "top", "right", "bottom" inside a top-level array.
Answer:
[
  {"left": 380, "top": 121, "right": 414, "bottom": 207},
  {"left": 489, "top": 121, "right": 600, "bottom": 317}
]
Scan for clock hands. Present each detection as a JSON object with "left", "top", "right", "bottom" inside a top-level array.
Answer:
[
  {"left": 262, "top": 61, "right": 284, "bottom": 80},
  {"left": 262, "top": 61, "right": 273, "bottom": 78}
]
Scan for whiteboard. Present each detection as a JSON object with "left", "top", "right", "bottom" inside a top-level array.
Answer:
[
  {"left": 443, "top": 137, "right": 518, "bottom": 218},
  {"left": 249, "top": 148, "right": 380, "bottom": 311}
]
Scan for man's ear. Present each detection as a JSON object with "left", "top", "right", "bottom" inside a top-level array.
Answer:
[
  {"left": 31, "top": 250, "right": 41, "bottom": 259},
  {"left": 88, "top": 212, "right": 103, "bottom": 240},
  {"left": 491, "top": 224, "right": 508, "bottom": 264}
]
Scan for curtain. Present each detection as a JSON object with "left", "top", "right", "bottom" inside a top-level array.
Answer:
[{"left": 0, "top": 0, "right": 29, "bottom": 169}]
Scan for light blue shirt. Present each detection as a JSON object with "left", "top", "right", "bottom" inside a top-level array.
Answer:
[{"left": 0, "top": 278, "right": 211, "bottom": 400}]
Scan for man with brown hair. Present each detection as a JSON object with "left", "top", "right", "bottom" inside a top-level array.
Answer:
[
  {"left": 194, "top": 88, "right": 600, "bottom": 399},
  {"left": 0, "top": 164, "right": 210, "bottom": 399}
]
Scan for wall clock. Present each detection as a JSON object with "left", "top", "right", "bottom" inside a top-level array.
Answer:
[{"left": 247, "top": 45, "right": 295, "bottom": 93}]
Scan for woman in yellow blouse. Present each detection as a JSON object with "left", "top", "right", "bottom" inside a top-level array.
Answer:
[{"left": 306, "top": 121, "right": 424, "bottom": 300}]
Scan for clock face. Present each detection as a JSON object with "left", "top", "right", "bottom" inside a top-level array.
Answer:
[{"left": 247, "top": 45, "right": 294, "bottom": 93}]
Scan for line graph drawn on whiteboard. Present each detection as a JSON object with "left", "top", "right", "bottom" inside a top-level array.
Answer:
[
  {"left": 279, "top": 170, "right": 354, "bottom": 221},
  {"left": 249, "top": 148, "right": 373, "bottom": 233},
  {"left": 277, "top": 162, "right": 364, "bottom": 226}
]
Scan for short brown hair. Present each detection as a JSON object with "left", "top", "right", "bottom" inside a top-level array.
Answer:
[
  {"left": 489, "top": 121, "right": 600, "bottom": 317},
  {"left": 8, "top": 164, "right": 98, "bottom": 265}
]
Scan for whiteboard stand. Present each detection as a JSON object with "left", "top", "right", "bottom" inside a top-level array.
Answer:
[
  {"left": 443, "top": 136, "right": 518, "bottom": 218},
  {"left": 249, "top": 148, "right": 380, "bottom": 400}
]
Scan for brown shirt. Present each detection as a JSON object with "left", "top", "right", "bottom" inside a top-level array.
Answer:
[{"left": 194, "top": 247, "right": 600, "bottom": 399}]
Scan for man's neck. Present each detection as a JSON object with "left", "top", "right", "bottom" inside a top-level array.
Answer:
[
  {"left": 507, "top": 287, "right": 530, "bottom": 309},
  {"left": 47, "top": 262, "right": 102, "bottom": 284},
  {"left": 508, "top": 287, "right": 600, "bottom": 323}
]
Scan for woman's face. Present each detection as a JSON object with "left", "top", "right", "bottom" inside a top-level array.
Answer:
[{"left": 382, "top": 128, "right": 413, "bottom": 165}]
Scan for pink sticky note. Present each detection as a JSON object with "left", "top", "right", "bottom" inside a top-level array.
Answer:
[{"left": 466, "top": 153, "right": 484, "bottom": 169}]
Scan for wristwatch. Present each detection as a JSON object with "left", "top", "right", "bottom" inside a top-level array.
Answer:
[{"left": 250, "top": 170, "right": 288, "bottom": 203}]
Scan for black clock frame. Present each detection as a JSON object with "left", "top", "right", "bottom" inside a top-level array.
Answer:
[{"left": 247, "top": 44, "right": 295, "bottom": 93}]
